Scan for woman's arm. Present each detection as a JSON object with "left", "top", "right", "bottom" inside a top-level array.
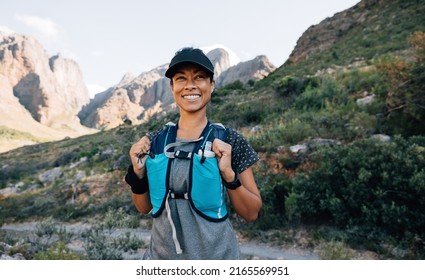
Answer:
[
  {"left": 127, "top": 135, "right": 153, "bottom": 214},
  {"left": 226, "top": 167, "right": 262, "bottom": 222},
  {"left": 132, "top": 192, "right": 153, "bottom": 214},
  {"left": 212, "top": 138, "right": 262, "bottom": 222}
]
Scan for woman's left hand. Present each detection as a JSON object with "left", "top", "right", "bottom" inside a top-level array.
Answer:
[{"left": 212, "top": 138, "right": 234, "bottom": 182}]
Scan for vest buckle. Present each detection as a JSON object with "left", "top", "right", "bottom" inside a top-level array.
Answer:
[{"left": 174, "top": 150, "right": 191, "bottom": 159}]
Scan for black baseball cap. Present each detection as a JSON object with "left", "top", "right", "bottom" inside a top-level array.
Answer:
[{"left": 165, "top": 48, "right": 214, "bottom": 79}]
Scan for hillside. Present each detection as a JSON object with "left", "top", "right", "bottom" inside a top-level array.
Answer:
[
  {"left": 1, "top": 0, "right": 425, "bottom": 260},
  {"left": 270, "top": 0, "right": 425, "bottom": 79}
]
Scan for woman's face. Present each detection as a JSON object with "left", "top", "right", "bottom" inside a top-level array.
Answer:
[{"left": 170, "top": 63, "right": 215, "bottom": 114}]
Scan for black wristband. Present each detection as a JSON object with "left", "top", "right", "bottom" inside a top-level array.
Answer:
[
  {"left": 125, "top": 164, "right": 149, "bottom": 194},
  {"left": 223, "top": 172, "right": 242, "bottom": 190}
]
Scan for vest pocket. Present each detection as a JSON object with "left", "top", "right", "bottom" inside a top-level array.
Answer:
[
  {"left": 191, "top": 154, "right": 224, "bottom": 216},
  {"left": 146, "top": 154, "right": 168, "bottom": 215}
]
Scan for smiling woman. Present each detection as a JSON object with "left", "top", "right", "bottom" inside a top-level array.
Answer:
[{"left": 124, "top": 47, "right": 262, "bottom": 260}]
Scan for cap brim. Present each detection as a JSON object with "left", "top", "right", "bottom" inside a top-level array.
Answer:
[{"left": 165, "top": 61, "right": 214, "bottom": 78}]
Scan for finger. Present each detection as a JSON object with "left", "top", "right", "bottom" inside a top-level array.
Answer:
[
  {"left": 212, "top": 144, "right": 223, "bottom": 158},
  {"left": 213, "top": 142, "right": 231, "bottom": 157},
  {"left": 135, "top": 138, "right": 151, "bottom": 154},
  {"left": 136, "top": 153, "right": 148, "bottom": 167}
]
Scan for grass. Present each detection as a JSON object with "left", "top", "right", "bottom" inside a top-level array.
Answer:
[{"left": 0, "top": 125, "right": 45, "bottom": 142}]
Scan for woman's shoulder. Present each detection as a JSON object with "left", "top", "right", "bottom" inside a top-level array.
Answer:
[
  {"left": 223, "top": 127, "right": 259, "bottom": 173},
  {"left": 225, "top": 127, "right": 248, "bottom": 145},
  {"left": 146, "top": 122, "right": 175, "bottom": 141}
]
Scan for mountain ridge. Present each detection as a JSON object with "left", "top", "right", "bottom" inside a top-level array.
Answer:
[{"left": 0, "top": 33, "right": 275, "bottom": 148}]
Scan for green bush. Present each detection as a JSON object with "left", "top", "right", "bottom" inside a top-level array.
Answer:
[
  {"left": 294, "top": 77, "right": 348, "bottom": 111},
  {"left": 273, "top": 76, "right": 317, "bottom": 97},
  {"left": 290, "top": 136, "right": 425, "bottom": 242}
]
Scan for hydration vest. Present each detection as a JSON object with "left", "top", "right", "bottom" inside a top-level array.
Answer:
[{"left": 145, "top": 121, "right": 230, "bottom": 222}]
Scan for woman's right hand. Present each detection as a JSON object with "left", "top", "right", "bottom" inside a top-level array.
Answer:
[{"left": 129, "top": 135, "right": 151, "bottom": 178}]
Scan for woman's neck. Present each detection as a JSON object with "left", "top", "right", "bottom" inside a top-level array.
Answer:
[{"left": 177, "top": 113, "right": 208, "bottom": 139}]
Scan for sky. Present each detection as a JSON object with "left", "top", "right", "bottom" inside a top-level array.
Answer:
[{"left": 0, "top": 0, "right": 360, "bottom": 97}]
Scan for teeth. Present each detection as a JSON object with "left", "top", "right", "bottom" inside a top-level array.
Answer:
[{"left": 183, "top": 95, "right": 200, "bottom": 100}]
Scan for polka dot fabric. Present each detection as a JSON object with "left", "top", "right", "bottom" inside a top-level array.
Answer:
[{"left": 226, "top": 128, "right": 259, "bottom": 174}]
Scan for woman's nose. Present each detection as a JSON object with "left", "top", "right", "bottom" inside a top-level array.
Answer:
[{"left": 185, "top": 78, "right": 196, "bottom": 89}]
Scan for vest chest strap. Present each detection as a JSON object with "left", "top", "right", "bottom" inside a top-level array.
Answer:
[
  {"left": 173, "top": 150, "right": 192, "bottom": 159},
  {"left": 169, "top": 192, "right": 189, "bottom": 199}
]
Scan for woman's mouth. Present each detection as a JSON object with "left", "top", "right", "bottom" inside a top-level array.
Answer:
[{"left": 182, "top": 94, "right": 201, "bottom": 100}]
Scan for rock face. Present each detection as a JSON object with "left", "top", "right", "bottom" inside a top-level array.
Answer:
[
  {"left": 79, "top": 64, "right": 171, "bottom": 129},
  {"left": 0, "top": 32, "right": 90, "bottom": 125},
  {"left": 207, "top": 48, "right": 232, "bottom": 77},
  {"left": 49, "top": 54, "right": 90, "bottom": 114},
  {"left": 216, "top": 55, "right": 276, "bottom": 87},
  {"left": 0, "top": 31, "right": 95, "bottom": 152},
  {"left": 286, "top": 0, "right": 383, "bottom": 65},
  {"left": 80, "top": 48, "right": 276, "bottom": 129}
]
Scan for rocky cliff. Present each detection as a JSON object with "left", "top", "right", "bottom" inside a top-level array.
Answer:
[
  {"left": 0, "top": 32, "right": 95, "bottom": 152},
  {"left": 216, "top": 55, "right": 276, "bottom": 87},
  {"left": 287, "top": 0, "right": 388, "bottom": 65},
  {"left": 0, "top": 33, "right": 90, "bottom": 125},
  {"left": 78, "top": 64, "right": 172, "bottom": 129}
]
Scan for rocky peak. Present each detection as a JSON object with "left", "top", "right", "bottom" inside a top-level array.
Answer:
[
  {"left": 206, "top": 48, "right": 232, "bottom": 78},
  {"left": 0, "top": 32, "right": 89, "bottom": 125},
  {"left": 0, "top": 32, "right": 94, "bottom": 152},
  {"left": 216, "top": 55, "right": 276, "bottom": 87},
  {"left": 118, "top": 72, "right": 136, "bottom": 86}
]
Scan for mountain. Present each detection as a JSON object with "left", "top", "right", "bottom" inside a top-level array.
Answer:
[
  {"left": 0, "top": 32, "right": 96, "bottom": 153},
  {"left": 79, "top": 48, "right": 276, "bottom": 129}
]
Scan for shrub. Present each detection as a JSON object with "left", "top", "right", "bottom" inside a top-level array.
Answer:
[
  {"left": 294, "top": 77, "right": 348, "bottom": 111},
  {"left": 290, "top": 136, "right": 425, "bottom": 242},
  {"left": 82, "top": 208, "right": 144, "bottom": 260},
  {"left": 317, "top": 240, "right": 353, "bottom": 260},
  {"left": 273, "top": 76, "right": 316, "bottom": 97},
  {"left": 34, "top": 241, "right": 82, "bottom": 260}
]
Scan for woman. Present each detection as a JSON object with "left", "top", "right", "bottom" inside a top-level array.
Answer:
[{"left": 125, "top": 47, "right": 262, "bottom": 259}]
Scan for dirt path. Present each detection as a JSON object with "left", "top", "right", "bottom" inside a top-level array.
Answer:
[{"left": 0, "top": 222, "right": 319, "bottom": 260}]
